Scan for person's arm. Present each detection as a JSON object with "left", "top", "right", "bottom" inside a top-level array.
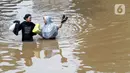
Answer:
[
  {"left": 17, "top": 22, "right": 23, "bottom": 35},
  {"left": 58, "top": 16, "right": 68, "bottom": 30},
  {"left": 18, "top": 24, "right": 22, "bottom": 31},
  {"left": 58, "top": 23, "right": 63, "bottom": 30}
]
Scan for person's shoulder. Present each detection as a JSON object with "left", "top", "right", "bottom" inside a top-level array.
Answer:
[
  {"left": 21, "top": 21, "right": 26, "bottom": 24},
  {"left": 30, "top": 22, "right": 35, "bottom": 25}
]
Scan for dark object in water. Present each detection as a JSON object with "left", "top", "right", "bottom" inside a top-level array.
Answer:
[
  {"left": 61, "top": 15, "right": 68, "bottom": 24},
  {"left": 62, "top": 15, "right": 66, "bottom": 20},
  {"left": 13, "top": 20, "right": 20, "bottom": 35}
]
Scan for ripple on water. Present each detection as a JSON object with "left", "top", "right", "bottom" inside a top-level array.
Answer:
[
  {"left": 0, "top": 62, "right": 15, "bottom": 66},
  {"left": 3, "top": 4, "right": 17, "bottom": 7},
  {"left": 0, "top": 51, "right": 8, "bottom": 54},
  {"left": 0, "top": 0, "right": 19, "bottom": 21}
]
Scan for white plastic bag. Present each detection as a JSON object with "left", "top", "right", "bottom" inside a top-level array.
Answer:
[{"left": 9, "top": 23, "right": 16, "bottom": 31}]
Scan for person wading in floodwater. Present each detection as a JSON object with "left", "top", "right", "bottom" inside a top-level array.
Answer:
[
  {"left": 40, "top": 15, "right": 68, "bottom": 39},
  {"left": 18, "top": 14, "right": 36, "bottom": 41}
]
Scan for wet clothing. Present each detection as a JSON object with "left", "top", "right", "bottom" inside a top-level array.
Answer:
[
  {"left": 18, "top": 21, "right": 36, "bottom": 41},
  {"left": 41, "top": 16, "right": 58, "bottom": 39},
  {"left": 42, "top": 23, "right": 58, "bottom": 39}
]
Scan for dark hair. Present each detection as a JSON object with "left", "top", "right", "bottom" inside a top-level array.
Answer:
[{"left": 24, "top": 14, "right": 31, "bottom": 20}]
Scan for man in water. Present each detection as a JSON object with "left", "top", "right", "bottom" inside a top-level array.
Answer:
[{"left": 18, "top": 14, "right": 36, "bottom": 41}]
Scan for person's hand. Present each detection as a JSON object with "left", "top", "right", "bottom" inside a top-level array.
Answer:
[
  {"left": 61, "top": 15, "right": 68, "bottom": 24},
  {"left": 13, "top": 20, "right": 20, "bottom": 24}
]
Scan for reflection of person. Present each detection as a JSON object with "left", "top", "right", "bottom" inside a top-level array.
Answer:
[
  {"left": 39, "top": 40, "right": 68, "bottom": 63},
  {"left": 21, "top": 42, "right": 37, "bottom": 66},
  {"left": 44, "top": 48, "right": 67, "bottom": 63},
  {"left": 59, "top": 49, "right": 67, "bottom": 63},
  {"left": 14, "top": 42, "right": 41, "bottom": 66},
  {"left": 18, "top": 14, "right": 36, "bottom": 41}
]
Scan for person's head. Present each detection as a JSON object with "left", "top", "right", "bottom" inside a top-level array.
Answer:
[
  {"left": 43, "top": 16, "right": 53, "bottom": 24},
  {"left": 24, "top": 14, "right": 32, "bottom": 22}
]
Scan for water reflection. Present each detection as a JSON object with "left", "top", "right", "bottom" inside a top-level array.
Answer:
[
  {"left": 72, "top": 0, "right": 130, "bottom": 73},
  {"left": 38, "top": 39, "right": 68, "bottom": 63},
  {"left": 0, "top": 43, "right": 23, "bottom": 73},
  {"left": 21, "top": 42, "right": 36, "bottom": 66},
  {"left": 7, "top": 39, "right": 69, "bottom": 73}
]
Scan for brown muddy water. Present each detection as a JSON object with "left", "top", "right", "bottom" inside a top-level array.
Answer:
[{"left": 0, "top": 0, "right": 130, "bottom": 73}]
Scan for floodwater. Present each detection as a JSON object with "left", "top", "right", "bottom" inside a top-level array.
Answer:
[{"left": 0, "top": 0, "right": 130, "bottom": 73}]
